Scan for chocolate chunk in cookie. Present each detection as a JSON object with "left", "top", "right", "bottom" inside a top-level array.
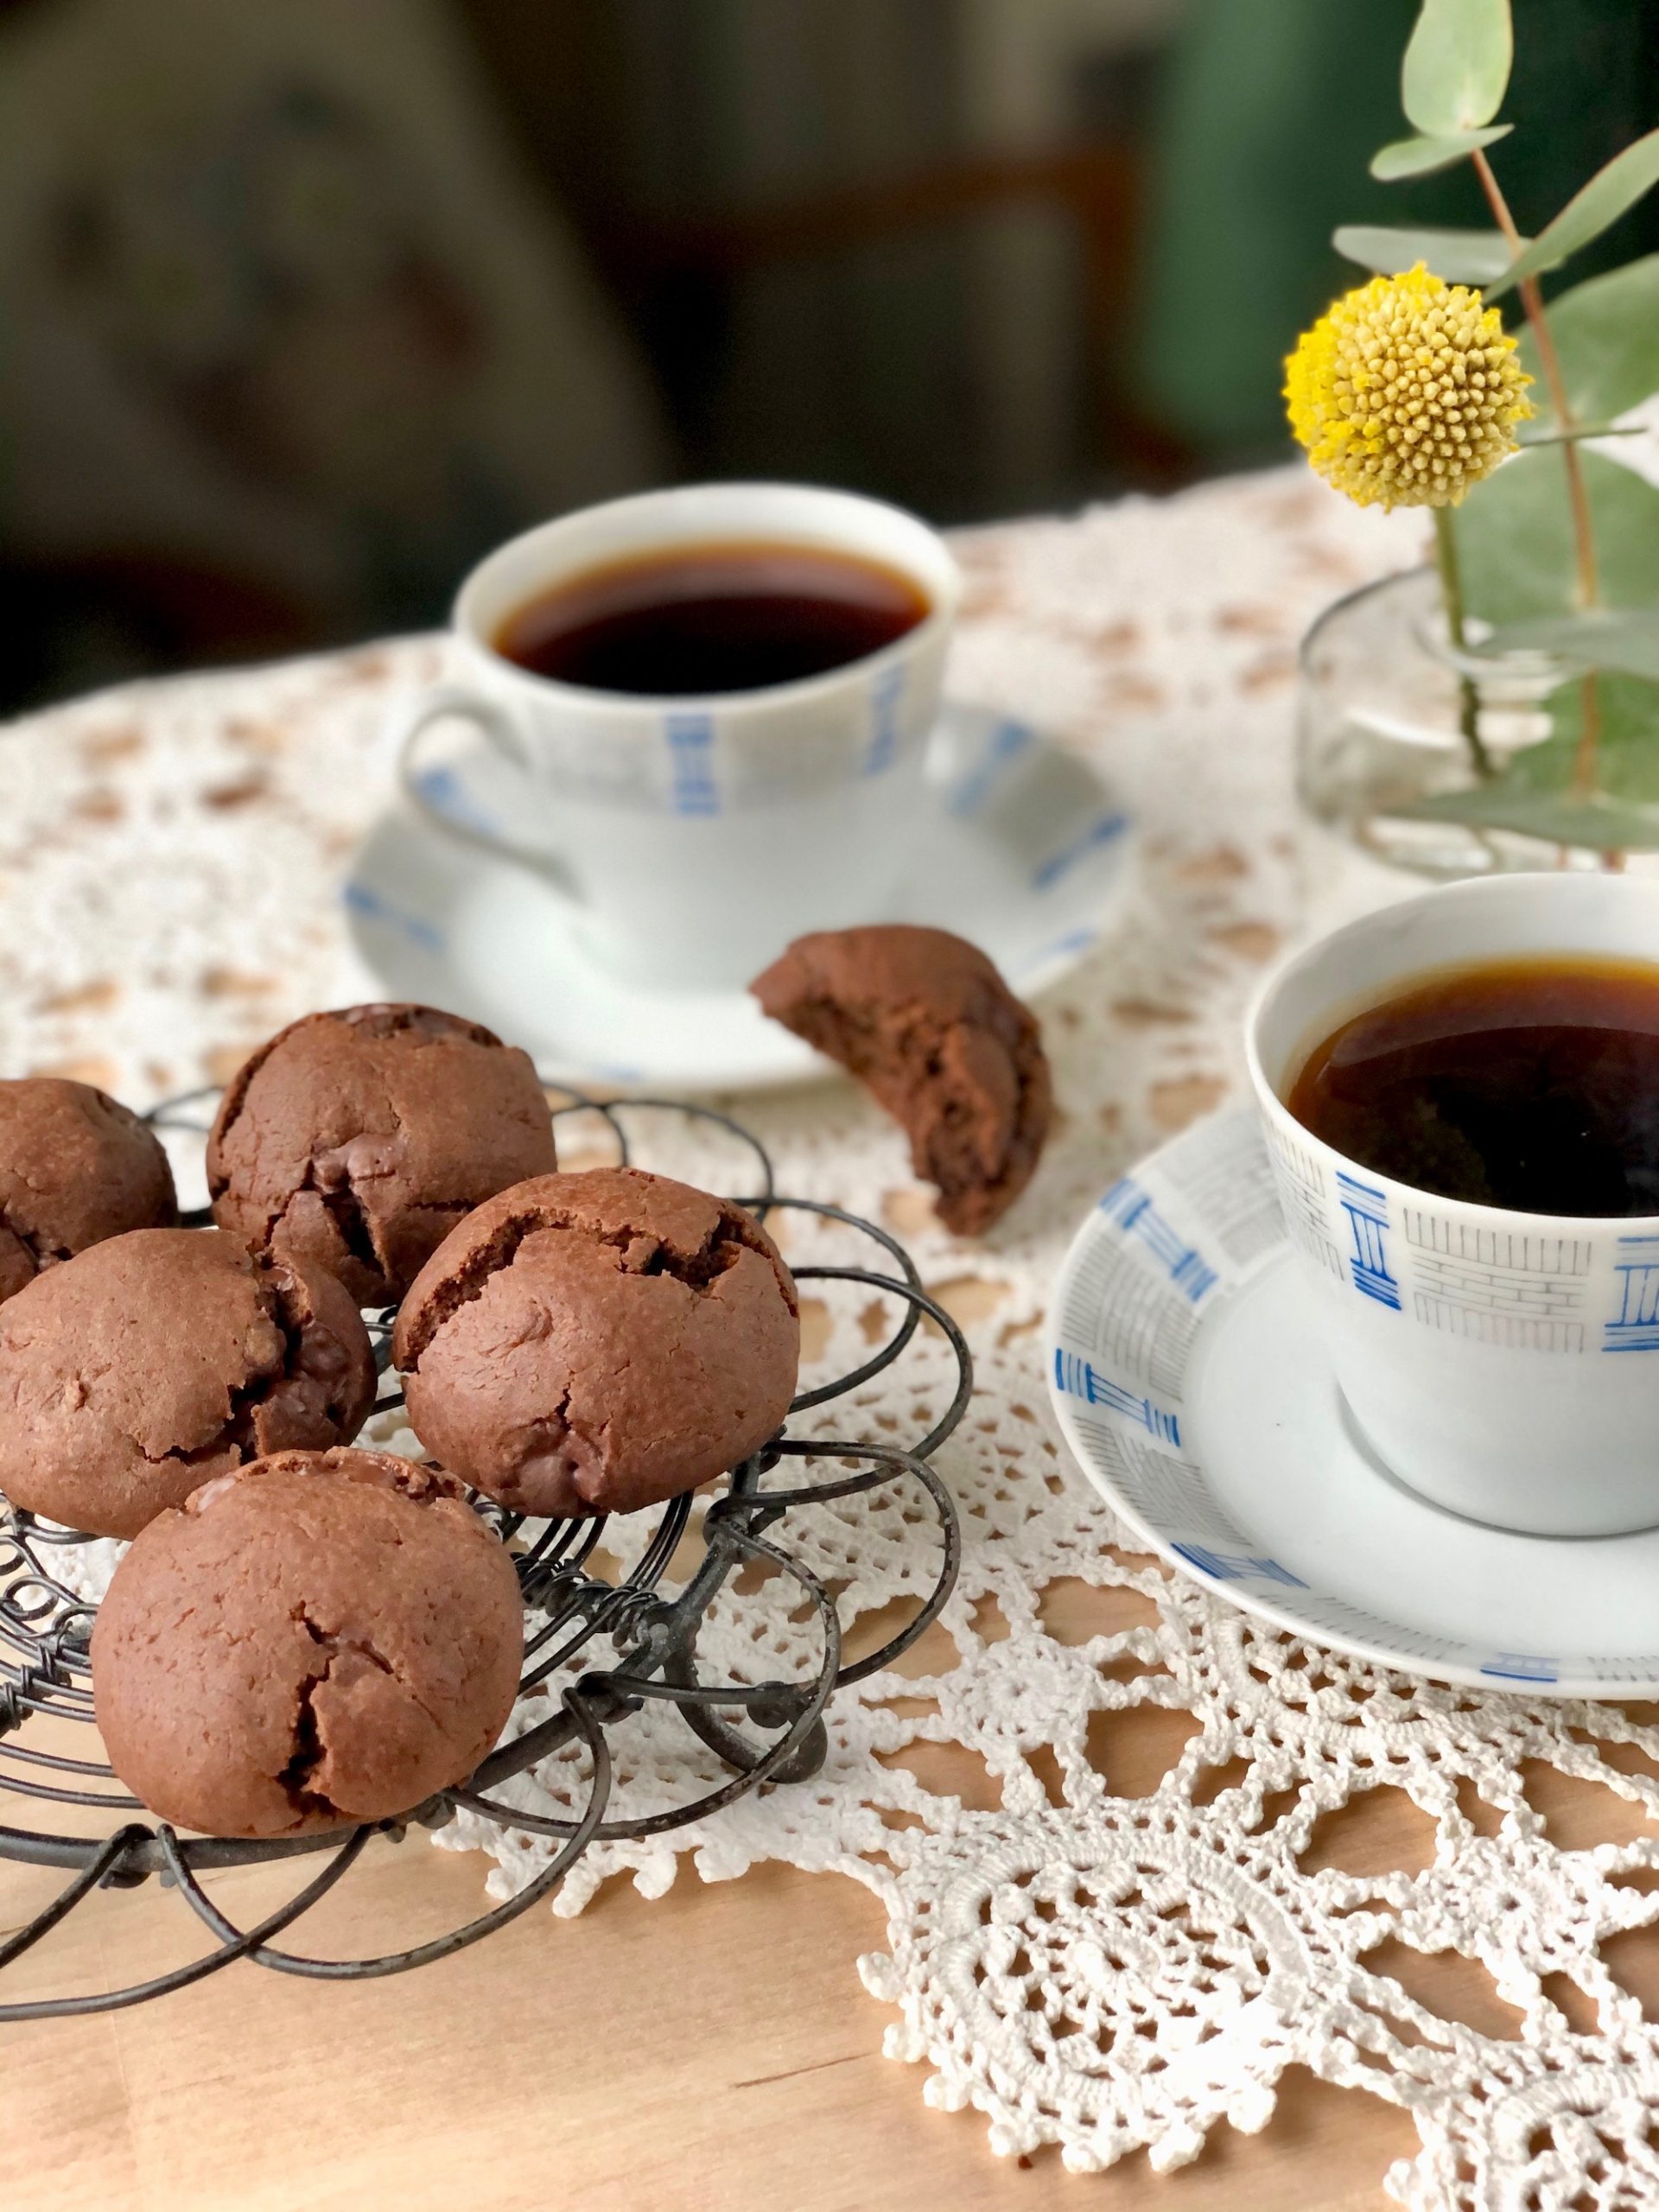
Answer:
[
  {"left": 0, "top": 1228, "right": 376, "bottom": 1537},
  {"left": 392, "top": 1167, "right": 799, "bottom": 1519},
  {"left": 0, "top": 1077, "right": 176, "bottom": 1305},
  {"left": 207, "top": 1003, "right": 558, "bottom": 1307},
  {"left": 751, "top": 925, "right": 1052, "bottom": 1235},
  {"left": 92, "top": 1447, "right": 524, "bottom": 1837}
]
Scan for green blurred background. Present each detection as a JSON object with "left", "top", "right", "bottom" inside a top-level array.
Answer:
[{"left": 1, "top": 0, "right": 1654, "bottom": 711}]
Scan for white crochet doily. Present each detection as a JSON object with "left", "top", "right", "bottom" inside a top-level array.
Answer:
[{"left": 9, "top": 469, "right": 1659, "bottom": 2212}]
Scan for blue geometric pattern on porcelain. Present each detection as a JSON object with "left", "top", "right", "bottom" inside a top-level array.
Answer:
[
  {"left": 341, "top": 880, "right": 444, "bottom": 953},
  {"left": 1336, "top": 1172, "right": 1401, "bottom": 1309},
  {"left": 1033, "top": 810, "right": 1131, "bottom": 890},
  {"left": 862, "top": 663, "right": 906, "bottom": 778},
  {"left": 664, "top": 713, "right": 719, "bottom": 815},
  {"left": 412, "top": 763, "right": 499, "bottom": 839},
  {"left": 1169, "top": 1542, "right": 1308, "bottom": 1590},
  {"left": 945, "top": 715, "right": 1032, "bottom": 815},
  {"left": 1097, "top": 1178, "right": 1217, "bottom": 1302},
  {"left": 1047, "top": 1109, "right": 1659, "bottom": 1698},
  {"left": 1478, "top": 1653, "right": 1560, "bottom": 1683},
  {"left": 1025, "top": 925, "right": 1099, "bottom": 974},
  {"left": 1604, "top": 1235, "right": 1659, "bottom": 1352},
  {"left": 1053, "top": 1348, "right": 1180, "bottom": 1444}
]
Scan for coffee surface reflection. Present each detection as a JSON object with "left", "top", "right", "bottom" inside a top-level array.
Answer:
[
  {"left": 1287, "top": 954, "right": 1659, "bottom": 1216},
  {"left": 493, "top": 538, "right": 930, "bottom": 696}
]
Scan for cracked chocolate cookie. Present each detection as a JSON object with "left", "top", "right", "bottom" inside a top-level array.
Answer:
[
  {"left": 0, "top": 1228, "right": 376, "bottom": 1537},
  {"left": 92, "top": 1447, "right": 524, "bottom": 1837},
  {"left": 751, "top": 925, "right": 1052, "bottom": 1235},
  {"left": 392, "top": 1167, "right": 800, "bottom": 1518},
  {"left": 207, "top": 1003, "right": 558, "bottom": 1308},
  {"left": 0, "top": 1077, "right": 177, "bottom": 1305}
]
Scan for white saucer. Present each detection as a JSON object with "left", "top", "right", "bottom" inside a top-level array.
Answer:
[
  {"left": 1047, "top": 1108, "right": 1659, "bottom": 1697},
  {"left": 344, "top": 703, "right": 1132, "bottom": 1093}
]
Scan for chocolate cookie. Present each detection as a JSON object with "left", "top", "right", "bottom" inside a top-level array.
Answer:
[
  {"left": 0, "top": 1228, "right": 376, "bottom": 1538},
  {"left": 207, "top": 1003, "right": 558, "bottom": 1307},
  {"left": 392, "top": 1168, "right": 799, "bottom": 1518},
  {"left": 751, "top": 925, "right": 1052, "bottom": 1234},
  {"left": 0, "top": 1077, "right": 177, "bottom": 1304},
  {"left": 92, "top": 1447, "right": 524, "bottom": 1837}
]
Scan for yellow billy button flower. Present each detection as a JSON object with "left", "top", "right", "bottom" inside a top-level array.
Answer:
[{"left": 1285, "top": 264, "right": 1533, "bottom": 510}]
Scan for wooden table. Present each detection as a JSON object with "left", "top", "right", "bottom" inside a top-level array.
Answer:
[
  {"left": 9, "top": 1570, "right": 1655, "bottom": 2212},
  {"left": 0, "top": 1757, "right": 1391, "bottom": 2210}
]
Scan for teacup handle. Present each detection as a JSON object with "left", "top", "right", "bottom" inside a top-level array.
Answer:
[{"left": 391, "top": 683, "right": 584, "bottom": 905}]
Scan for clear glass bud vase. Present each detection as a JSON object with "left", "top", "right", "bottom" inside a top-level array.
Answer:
[{"left": 1298, "top": 566, "right": 1594, "bottom": 880}]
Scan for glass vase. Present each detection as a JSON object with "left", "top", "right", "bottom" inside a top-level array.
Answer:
[{"left": 1297, "top": 565, "right": 1597, "bottom": 880}]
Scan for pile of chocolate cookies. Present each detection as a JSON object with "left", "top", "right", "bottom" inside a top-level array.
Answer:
[{"left": 0, "top": 924, "right": 1048, "bottom": 1842}]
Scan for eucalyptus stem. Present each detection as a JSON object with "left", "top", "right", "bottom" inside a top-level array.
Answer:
[
  {"left": 1471, "top": 149, "right": 1601, "bottom": 613},
  {"left": 1431, "top": 505, "right": 1493, "bottom": 780},
  {"left": 1572, "top": 669, "right": 1604, "bottom": 803},
  {"left": 1471, "top": 144, "right": 1605, "bottom": 826},
  {"left": 1521, "top": 278, "right": 1601, "bottom": 611}
]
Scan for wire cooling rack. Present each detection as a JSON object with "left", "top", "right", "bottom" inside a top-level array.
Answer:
[{"left": 0, "top": 1087, "right": 966, "bottom": 2019}]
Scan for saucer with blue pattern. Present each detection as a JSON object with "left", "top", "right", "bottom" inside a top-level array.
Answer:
[
  {"left": 344, "top": 702, "right": 1133, "bottom": 1093},
  {"left": 1047, "top": 1106, "right": 1659, "bottom": 1699}
]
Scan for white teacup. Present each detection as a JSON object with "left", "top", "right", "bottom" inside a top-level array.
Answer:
[
  {"left": 1247, "top": 873, "right": 1659, "bottom": 1537},
  {"left": 390, "top": 482, "right": 960, "bottom": 990}
]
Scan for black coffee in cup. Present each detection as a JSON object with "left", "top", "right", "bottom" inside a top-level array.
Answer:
[
  {"left": 1286, "top": 953, "right": 1659, "bottom": 1215},
  {"left": 493, "top": 539, "right": 930, "bottom": 696}
]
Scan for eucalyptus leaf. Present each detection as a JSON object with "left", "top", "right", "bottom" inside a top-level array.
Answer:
[
  {"left": 1399, "top": 673, "right": 1659, "bottom": 852},
  {"left": 1541, "top": 673, "right": 1659, "bottom": 784},
  {"left": 1489, "top": 130, "right": 1659, "bottom": 299},
  {"left": 1402, "top": 784, "right": 1659, "bottom": 850},
  {"left": 1370, "top": 124, "right": 1512, "bottom": 181},
  {"left": 1402, "top": 0, "right": 1513, "bottom": 136},
  {"left": 1485, "top": 613, "right": 1659, "bottom": 679},
  {"left": 1454, "top": 450, "right": 1659, "bottom": 627},
  {"left": 1517, "top": 255, "right": 1659, "bottom": 426},
  {"left": 1333, "top": 225, "right": 1519, "bottom": 284}
]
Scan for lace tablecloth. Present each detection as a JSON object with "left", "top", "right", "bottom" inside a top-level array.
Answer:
[{"left": 7, "top": 469, "right": 1658, "bottom": 2212}]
